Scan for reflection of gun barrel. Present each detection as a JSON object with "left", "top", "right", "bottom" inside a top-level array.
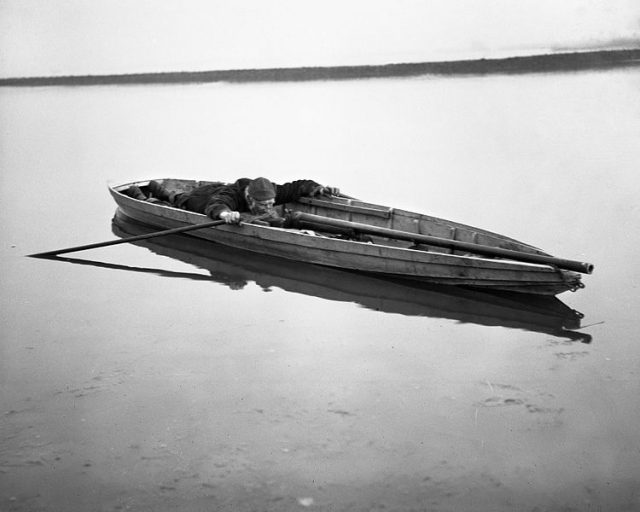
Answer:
[{"left": 288, "top": 212, "right": 594, "bottom": 275}]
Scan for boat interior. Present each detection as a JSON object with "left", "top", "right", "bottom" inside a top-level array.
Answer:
[{"left": 122, "top": 179, "right": 547, "bottom": 257}]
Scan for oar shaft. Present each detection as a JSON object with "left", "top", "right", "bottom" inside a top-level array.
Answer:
[
  {"left": 29, "top": 219, "right": 226, "bottom": 258},
  {"left": 291, "top": 212, "right": 594, "bottom": 274}
]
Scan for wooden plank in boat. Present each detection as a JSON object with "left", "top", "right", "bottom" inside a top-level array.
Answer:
[
  {"left": 416, "top": 216, "right": 457, "bottom": 254},
  {"left": 451, "top": 227, "right": 478, "bottom": 255},
  {"left": 296, "top": 196, "right": 391, "bottom": 218}
]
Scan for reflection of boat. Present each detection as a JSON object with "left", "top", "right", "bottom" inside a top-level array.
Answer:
[
  {"left": 109, "top": 179, "right": 593, "bottom": 295},
  {"left": 110, "top": 210, "right": 591, "bottom": 342}
]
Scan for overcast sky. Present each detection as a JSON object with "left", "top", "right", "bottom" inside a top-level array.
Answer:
[{"left": 1, "top": 0, "right": 639, "bottom": 78}]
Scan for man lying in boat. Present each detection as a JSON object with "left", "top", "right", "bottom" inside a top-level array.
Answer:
[{"left": 135, "top": 177, "right": 339, "bottom": 226}]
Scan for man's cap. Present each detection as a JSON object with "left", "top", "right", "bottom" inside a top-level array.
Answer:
[{"left": 247, "top": 177, "right": 276, "bottom": 201}]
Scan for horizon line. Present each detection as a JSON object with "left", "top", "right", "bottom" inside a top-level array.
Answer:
[{"left": 1, "top": 48, "right": 638, "bottom": 87}]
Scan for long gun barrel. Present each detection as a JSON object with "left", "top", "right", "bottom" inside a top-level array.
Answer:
[{"left": 289, "top": 212, "right": 594, "bottom": 275}]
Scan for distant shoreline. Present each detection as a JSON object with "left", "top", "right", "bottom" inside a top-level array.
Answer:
[{"left": 1, "top": 49, "right": 638, "bottom": 87}]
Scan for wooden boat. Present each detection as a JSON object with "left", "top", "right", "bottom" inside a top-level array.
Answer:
[
  {"left": 109, "top": 179, "right": 594, "bottom": 296},
  {"left": 106, "top": 211, "right": 591, "bottom": 342}
]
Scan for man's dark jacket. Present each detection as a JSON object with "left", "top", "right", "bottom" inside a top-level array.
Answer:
[{"left": 177, "top": 178, "right": 321, "bottom": 219}]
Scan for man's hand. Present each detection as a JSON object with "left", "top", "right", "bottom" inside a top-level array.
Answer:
[
  {"left": 220, "top": 210, "right": 241, "bottom": 224},
  {"left": 311, "top": 185, "right": 340, "bottom": 197}
]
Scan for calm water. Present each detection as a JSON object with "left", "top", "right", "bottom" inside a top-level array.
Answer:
[{"left": 1, "top": 68, "right": 640, "bottom": 511}]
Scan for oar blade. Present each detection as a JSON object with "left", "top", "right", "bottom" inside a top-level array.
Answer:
[{"left": 28, "top": 219, "right": 226, "bottom": 258}]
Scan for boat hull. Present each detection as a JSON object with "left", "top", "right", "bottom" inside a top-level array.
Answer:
[
  {"left": 108, "top": 210, "right": 589, "bottom": 342},
  {"left": 109, "top": 180, "right": 584, "bottom": 295}
]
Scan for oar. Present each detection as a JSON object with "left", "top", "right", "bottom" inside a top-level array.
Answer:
[
  {"left": 29, "top": 219, "right": 226, "bottom": 258},
  {"left": 289, "top": 211, "right": 594, "bottom": 275}
]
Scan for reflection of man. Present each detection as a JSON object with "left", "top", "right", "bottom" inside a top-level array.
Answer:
[{"left": 167, "top": 177, "right": 339, "bottom": 224}]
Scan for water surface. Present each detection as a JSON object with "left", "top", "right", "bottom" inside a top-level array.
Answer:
[{"left": 1, "top": 68, "right": 639, "bottom": 511}]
